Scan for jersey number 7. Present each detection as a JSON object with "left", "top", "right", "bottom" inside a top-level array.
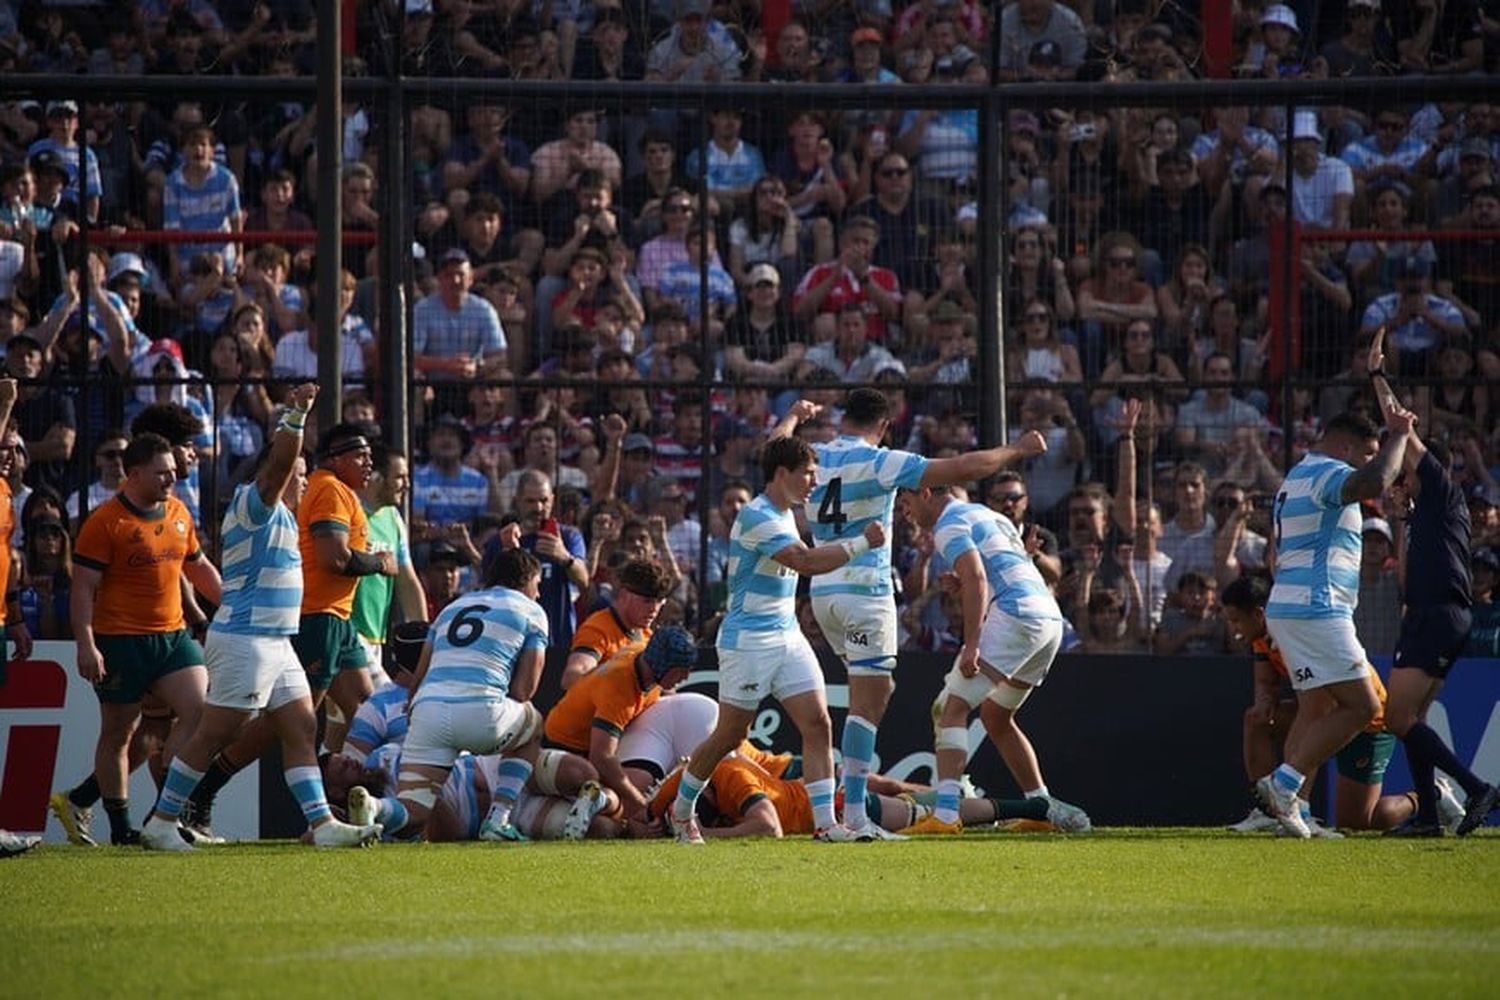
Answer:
[{"left": 817, "top": 476, "right": 847, "bottom": 535}]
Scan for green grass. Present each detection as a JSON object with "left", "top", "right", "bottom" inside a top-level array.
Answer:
[{"left": 5, "top": 830, "right": 1500, "bottom": 998}]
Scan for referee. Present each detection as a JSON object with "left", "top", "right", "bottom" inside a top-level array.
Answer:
[{"left": 1370, "top": 330, "right": 1498, "bottom": 836}]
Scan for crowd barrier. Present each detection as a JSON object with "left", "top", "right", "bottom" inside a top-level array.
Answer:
[{"left": 6, "top": 644, "right": 1496, "bottom": 840}]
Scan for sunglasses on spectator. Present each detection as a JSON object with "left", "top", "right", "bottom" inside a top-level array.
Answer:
[
  {"left": 753, "top": 280, "right": 777, "bottom": 289},
  {"left": 879, "top": 167, "right": 910, "bottom": 178},
  {"left": 1107, "top": 256, "right": 1136, "bottom": 268},
  {"left": 993, "top": 492, "right": 1026, "bottom": 504}
]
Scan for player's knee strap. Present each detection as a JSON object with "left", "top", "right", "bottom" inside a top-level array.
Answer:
[
  {"left": 533, "top": 749, "right": 567, "bottom": 795},
  {"left": 324, "top": 700, "right": 346, "bottom": 726},
  {"left": 936, "top": 726, "right": 967, "bottom": 752},
  {"left": 987, "top": 682, "right": 1032, "bottom": 712}
]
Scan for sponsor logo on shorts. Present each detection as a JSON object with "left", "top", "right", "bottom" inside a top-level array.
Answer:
[
  {"left": 1294, "top": 667, "right": 1314, "bottom": 683},
  {"left": 846, "top": 632, "right": 869, "bottom": 647},
  {"left": 739, "top": 682, "right": 761, "bottom": 693}
]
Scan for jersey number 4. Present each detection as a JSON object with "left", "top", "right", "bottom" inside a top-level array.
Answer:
[{"left": 817, "top": 476, "right": 847, "bottom": 535}]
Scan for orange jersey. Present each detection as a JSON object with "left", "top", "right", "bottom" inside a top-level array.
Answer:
[
  {"left": 647, "top": 753, "right": 812, "bottom": 834},
  {"left": 298, "top": 469, "right": 370, "bottom": 618},
  {"left": 543, "top": 639, "right": 659, "bottom": 750},
  {"left": 571, "top": 607, "right": 650, "bottom": 666},
  {"left": 1254, "top": 634, "right": 1388, "bottom": 733},
  {"left": 73, "top": 494, "right": 200, "bottom": 634},
  {"left": 0, "top": 478, "right": 12, "bottom": 626},
  {"left": 739, "top": 741, "right": 795, "bottom": 780}
]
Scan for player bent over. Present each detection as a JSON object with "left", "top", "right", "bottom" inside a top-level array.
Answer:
[
  {"left": 897, "top": 484, "right": 1089, "bottom": 835},
  {"left": 140, "top": 386, "right": 381, "bottom": 850},
  {"left": 369, "top": 549, "right": 551, "bottom": 842},
  {"left": 770, "top": 390, "right": 1049, "bottom": 839},
  {"left": 1260, "top": 408, "right": 1414, "bottom": 838},
  {"left": 667, "top": 435, "right": 883, "bottom": 844}
]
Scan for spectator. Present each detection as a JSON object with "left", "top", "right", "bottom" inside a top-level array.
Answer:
[
  {"left": 622, "top": 131, "right": 703, "bottom": 244},
  {"left": 1431, "top": 136, "right": 1494, "bottom": 227},
  {"left": 503, "top": 469, "right": 590, "bottom": 644},
  {"left": 645, "top": 0, "right": 742, "bottom": 84},
  {"left": 7, "top": 333, "right": 74, "bottom": 493},
  {"left": 1190, "top": 106, "right": 1279, "bottom": 193},
  {"left": 1077, "top": 233, "right": 1159, "bottom": 375},
  {"left": 658, "top": 224, "right": 736, "bottom": 337},
  {"left": 412, "top": 248, "right": 508, "bottom": 412},
  {"left": 239, "top": 243, "right": 306, "bottom": 341},
  {"left": 1154, "top": 571, "right": 1228, "bottom": 654},
  {"left": 206, "top": 330, "right": 271, "bottom": 497},
  {"left": 441, "top": 103, "right": 533, "bottom": 232},
  {"left": 684, "top": 107, "right": 765, "bottom": 211},
  {"left": 1008, "top": 299, "right": 1082, "bottom": 385},
  {"left": 1139, "top": 149, "right": 1211, "bottom": 282},
  {"left": 704, "top": 478, "right": 752, "bottom": 611},
  {"left": 1360, "top": 256, "right": 1466, "bottom": 373},
  {"left": 853, "top": 151, "right": 946, "bottom": 299},
  {"left": 496, "top": 421, "right": 589, "bottom": 513},
  {"left": 996, "top": 0, "right": 1087, "bottom": 81},
  {"left": 1207, "top": 481, "right": 1271, "bottom": 585},
  {"left": 412, "top": 415, "right": 499, "bottom": 542},
  {"left": 420, "top": 539, "right": 471, "bottom": 619},
  {"left": 242, "top": 168, "right": 313, "bottom": 237},
  {"left": 17, "top": 510, "right": 71, "bottom": 641},
  {"left": 1354, "top": 516, "right": 1402, "bottom": 658},
  {"left": 531, "top": 106, "right": 624, "bottom": 205},
  {"left": 1341, "top": 106, "right": 1433, "bottom": 202},
  {"left": 1156, "top": 459, "right": 1217, "bottom": 586},
  {"left": 162, "top": 124, "right": 242, "bottom": 292},
  {"left": 894, "top": 94, "right": 979, "bottom": 190},
  {"left": 1004, "top": 228, "right": 1076, "bottom": 328},
  {"left": 792, "top": 215, "right": 902, "bottom": 343},
  {"left": 572, "top": 8, "right": 645, "bottom": 82},
  {"left": 1007, "top": 385, "right": 1085, "bottom": 522},
  {"left": 1392, "top": 0, "right": 1484, "bottom": 76},
  {"left": 64, "top": 431, "right": 127, "bottom": 526},
  {"left": 26, "top": 99, "right": 101, "bottom": 222},
  {"left": 1466, "top": 546, "right": 1500, "bottom": 656},
  {"left": 652, "top": 394, "right": 709, "bottom": 504},
  {"left": 1158, "top": 243, "right": 1226, "bottom": 349},
  {"left": 644, "top": 476, "right": 701, "bottom": 583},
  {"left": 272, "top": 271, "right": 377, "bottom": 387},
  {"left": 728, "top": 176, "right": 804, "bottom": 290},
  {"left": 1287, "top": 111, "right": 1354, "bottom": 232},
  {"left": 1320, "top": 0, "right": 1400, "bottom": 77},
  {"left": 1073, "top": 549, "right": 1147, "bottom": 654},
  {"left": 1090, "top": 320, "right": 1184, "bottom": 413},
  {"left": 801, "top": 304, "right": 901, "bottom": 383},
  {"left": 767, "top": 111, "right": 846, "bottom": 230},
  {"left": 908, "top": 299, "right": 976, "bottom": 384},
  {"left": 1176, "top": 353, "right": 1268, "bottom": 475},
  {"left": 636, "top": 188, "right": 718, "bottom": 315},
  {"left": 1346, "top": 182, "right": 1438, "bottom": 302},
  {"left": 1436, "top": 183, "right": 1500, "bottom": 333}
]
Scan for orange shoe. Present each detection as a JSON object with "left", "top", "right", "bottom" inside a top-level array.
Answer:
[{"left": 899, "top": 814, "right": 963, "bottom": 835}]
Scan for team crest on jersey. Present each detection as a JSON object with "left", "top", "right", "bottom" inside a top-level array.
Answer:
[
  {"left": 174, "top": 519, "right": 187, "bottom": 535},
  {"left": 128, "top": 527, "right": 144, "bottom": 544},
  {"left": 154, "top": 524, "right": 164, "bottom": 535}
]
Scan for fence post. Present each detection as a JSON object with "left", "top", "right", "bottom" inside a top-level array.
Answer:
[{"left": 314, "top": 0, "right": 345, "bottom": 433}]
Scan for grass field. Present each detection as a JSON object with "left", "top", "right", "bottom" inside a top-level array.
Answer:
[{"left": 4, "top": 830, "right": 1499, "bottom": 998}]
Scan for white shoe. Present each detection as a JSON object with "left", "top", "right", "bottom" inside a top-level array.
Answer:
[
  {"left": 347, "top": 786, "right": 378, "bottom": 827},
  {"left": 812, "top": 822, "right": 866, "bottom": 842},
  {"left": 312, "top": 819, "right": 381, "bottom": 847},
  {"left": 669, "top": 812, "right": 704, "bottom": 845},
  {"left": 1255, "top": 775, "right": 1310, "bottom": 839},
  {"left": 1226, "top": 807, "right": 1279, "bottom": 833},
  {"left": 1045, "top": 797, "right": 1093, "bottom": 833},
  {"left": 844, "top": 819, "right": 908, "bottom": 841},
  {"left": 0, "top": 830, "right": 41, "bottom": 857},
  {"left": 958, "top": 774, "right": 986, "bottom": 799},
  {"left": 141, "top": 815, "right": 193, "bottom": 852},
  {"left": 1435, "top": 775, "right": 1465, "bottom": 833},
  {"left": 563, "top": 781, "right": 608, "bottom": 841},
  {"left": 1304, "top": 816, "right": 1345, "bottom": 839}
]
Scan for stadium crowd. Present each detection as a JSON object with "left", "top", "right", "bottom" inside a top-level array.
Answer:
[{"left": 0, "top": 0, "right": 1498, "bottom": 674}]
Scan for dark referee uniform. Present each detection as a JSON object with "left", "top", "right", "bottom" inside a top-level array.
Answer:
[{"left": 1394, "top": 451, "right": 1471, "bottom": 674}]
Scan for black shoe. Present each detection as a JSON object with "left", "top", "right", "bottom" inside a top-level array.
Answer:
[
  {"left": 111, "top": 828, "right": 141, "bottom": 846},
  {"left": 1384, "top": 820, "right": 1444, "bottom": 838},
  {"left": 1455, "top": 784, "right": 1500, "bottom": 837}
]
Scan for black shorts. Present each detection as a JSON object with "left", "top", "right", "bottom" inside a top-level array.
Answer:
[{"left": 1394, "top": 605, "right": 1472, "bottom": 679}]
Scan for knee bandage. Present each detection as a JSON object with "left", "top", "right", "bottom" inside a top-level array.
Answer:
[
  {"left": 988, "top": 682, "right": 1032, "bottom": 711},
  {"left": 936, "top": 726, "right": 968, "bottom": 753},
  {"left": 532, "top": 750, "right": 567, "bottom": 795}
]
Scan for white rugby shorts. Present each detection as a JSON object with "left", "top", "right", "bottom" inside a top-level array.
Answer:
[
  {"left": 942, "top": 612, "right": 1063, "bottom": 708},
  {"left": 1265, "top": 616, "right": 1370, "bottom": 692},
  {"left": 717, "top": 632, "right": 824, "bottom": 711},
  {"left": 204, "top": 631, "right": 310, "bottom": 713},
  {"left": 811, "top": 592, "right": 899, "bottom": 673},
  {"left": 618, "top": 692, "right": 719, "bottom": 777}
]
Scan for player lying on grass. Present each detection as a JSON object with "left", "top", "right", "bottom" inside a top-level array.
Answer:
[
  {"left": 895, "top": 482, "right": 1091, "bottom": 835},
  {"left": 645, "top": 747, "right": 1064, "bottom": 838},
  {"left": 324, "top": 746, "right": 623, "bottom": 842},
  {"left": 541, "top": 626, "right": 700, "bottom": 821},
  {"left": 1221, "top": 575, "right": 1464, "bottom": 834}
]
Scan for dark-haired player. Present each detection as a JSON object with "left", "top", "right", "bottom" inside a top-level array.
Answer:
[
  {"left": 666, "top": 434, "right": 883, "bottom": 844},
  {"left": 769, "top": 390, "right": 1048, "bottom": 839}
]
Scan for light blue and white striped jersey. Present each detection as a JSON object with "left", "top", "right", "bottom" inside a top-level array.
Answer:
[
  {"left": 162, "top": 162, "right": 241, "bottom": 274},
  {"left": 808, "top": 436, "right": 929, "bottom": 597},
  {"left": 210, "top": 482, "right": 302, "bottom": 636},
  {"left": 718, "top": 494, "right": 802, "bottom": 650},
  {"left": 934, "top": 501, "right": 1061, "bottom": 621},
  {"left": 1267, "top": 452, "right": 1362, "bottom": 620},
  {"left": 347, "top": 681, "right": 410, "bottom": 750},
  {"left": 413, "top": 586, "right": 550, "bottom": 705}
]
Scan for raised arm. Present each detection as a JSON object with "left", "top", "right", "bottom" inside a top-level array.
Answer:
[
  {"left": 921, "top": 431, "right": 1048, "bottom": 487},
  {"left": 257, "top": 383, "right": 316, "bottom": 507},
  {"left": 1340, "top": 405, "right": 1415, "bottom": 505},
  {"left": 1112, "top": 399, "right": 1142, "bottom": 536}
]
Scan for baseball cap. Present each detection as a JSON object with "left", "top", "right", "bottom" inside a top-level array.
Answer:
[
  {"left": 677, "top": 0, "right": 709, "bottom": 18},
  {"left": 1474, "top": 546, "right": 1500, "bottom": 571},
  {"left": 851, "top": 27, "right": 883, "bottom": 47},
  {"left": 149, "top": 338, "right": 185, "bottom": 364},
  {"left": 28, "top": 149, "right": 68, "bottom": 177},
  {"left": 623, "top": 432, "right": 655, "bottom": 454},
  {"left": 747, "top": 262, "right": 780, "bottom": 287},
  {"left": 436, "top": 247, "right": 470, "bottom": 271},
  {"left": 45, "top": 99, "right": 79, "bottom": 117},
  {"left": 427, "top": 540, "right": 471, "bottom": 566},
  {"left": 107, "top": 252, "right": 147, "bottom": 285},
  {"left": 1460, "top": 136, "right": 1492, "bottom": 161},
  {"left": 1348, "top": 0, "right": 1380, "bottom": 9},
  {"left": 1361, "top": 517, "right": 1392, "bottom": 544},
  {"left": 404, "top": 0, "right": 434, "bottom": 14},
  {"left": 1261, "top": 3, "right": 1300, "bottom": 33}
]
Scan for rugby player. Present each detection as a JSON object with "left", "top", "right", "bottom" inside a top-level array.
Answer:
[
  {"left": 70, "top": 432, "right": 222, "bottom": 844},
  {"left": 1221, "top": 575, "right": 1462, "bottom": 834},
  {"left": 1368, "top": 329, "right": 1500, "bottom": 836},
  {"left": 543, "top": 625, "right": 700, "bottom": 819},
  {"left": 895, "top": 483, "right": 1091, "bottom": 835},
  {"left": 184, "top": 423, "right": 396, "bottom": 833},
  {"left": 1260, "top": 406, "right": 1415, "bottom": 837},
  {"left": 667, "top": 434, "right": 884, "bottom": 844},
  {"left": 367, "top": 549, "right": 550, "bottom": 842},
  {"left": 140, "top": 385, "right": 381, "bottom": 850},
  {"left": 0, "top": 379, "right": 32, "bottom": 664},
  {"left": 769, "top": 390, "right": 1048, "bottom": 838},
  {"left": 559, "top": 559, "right": 674, "bottom": 690}
]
